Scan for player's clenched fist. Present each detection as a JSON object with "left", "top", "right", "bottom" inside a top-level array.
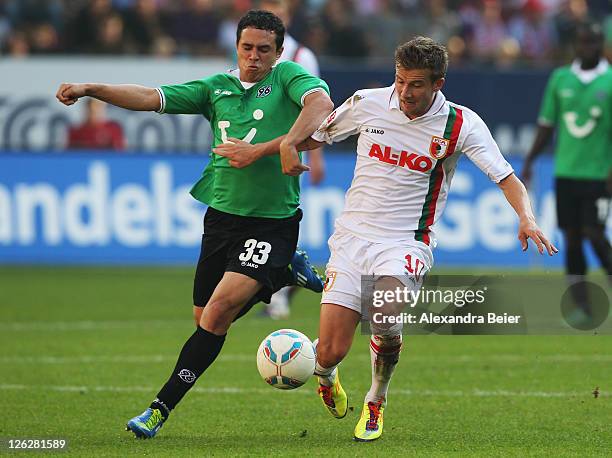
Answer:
[
  {"left": 280, "top": 140, "right": 310, "bottom": 176},
  {"left": 56, "top": 83, "right": 88, "bottom": 106}
]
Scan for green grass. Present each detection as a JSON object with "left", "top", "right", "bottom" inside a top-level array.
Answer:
[{"left": 0, "top": 266, "right": 611, "bottom": 457}]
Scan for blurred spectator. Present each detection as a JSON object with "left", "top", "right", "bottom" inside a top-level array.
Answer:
[
  {"left": 123, "top": 0, "right": 169, "bottom": 54},
  {"left": 446, "top": 34, "right": 468, "bottom": 66},
  {"left": 508, "top": 0, "right": 558, "bottom": 65},
  {"left": 554, "top": 0, "right": 590, "bottom": 58},
  {"left": 321, "top": 0, "right": 369, "bottom": 57},
  {"left": 30, "top": 23, "right": 61, "bottom": 54},
  {"left": 5, "top": 0, "right": 64, "bottom": 30},
  {"left": 68, "top": 0, "right": 115, "bottom": 53},
  {"left": 67, "top": 99, "right": 126, "bottom": 150},
  {"left": 469, "top": 0, "right": 510, "bottom": 64},
  {"left": 152, "top": 34, "right": 177, "bottom": 57},
  {"left": 92, "top": 13, "right": 128, "bottom": 54},
  {"left": 0, "top": 3, "right": 13, "bottom": 50},
  {"left": 302, "top": 15, "right": 327, "bottom": 55},
  {"left": 425, "top": 0, "right": 462, "bottom": 47},
  {"left": 359, "top": 0, "right": 420, "bottom": 57},
  {"left": 285, "top": 0, "right": 311, "bottom": 43},
  {"left": 4, "top": 29, "right": 30, "bottom": 56},
  {"left": 0, "top": 0, "right": 607, "bottom": 67},
  {"left": 170, "top": 0, "right": 222, "bottom": 56},
  {"left": 495, "top": 36, "right": 522, "bottom": 67},
  {"left": 217, "top": 4, "right": 247, "bottom": 60}
]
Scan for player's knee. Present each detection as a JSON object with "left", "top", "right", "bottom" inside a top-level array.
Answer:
[
  {"left": 199, "top": 296, "right": 240, "bottom": 333},
  {"left": 316, "top": 340, "right": 349, "bottom": 367}
]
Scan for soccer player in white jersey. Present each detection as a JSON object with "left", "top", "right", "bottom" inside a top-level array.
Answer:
[
  {"left": 261, "top": 0, "right": 326, "bottom": 319},
  {"left": 291, "top": 37, "right": 557, "bottom": 442},
  {"left": 216, "top": 36, "right": 558, "bottom": 442}
]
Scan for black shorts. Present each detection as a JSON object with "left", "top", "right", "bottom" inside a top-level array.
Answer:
[
  {"left": 193, "top": 207, "right": 302, "bottom": 308},
  {"left": 555, "top": 178, "right": 610, "bottom": 230}
]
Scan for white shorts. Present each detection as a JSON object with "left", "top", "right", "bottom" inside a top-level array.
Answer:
[{"left": 321, "top": 229, "right": 434, "bottom": 315}]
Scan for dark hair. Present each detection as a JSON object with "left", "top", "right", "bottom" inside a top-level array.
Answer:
[
  {"left": 395, "top": 37, "right": 448, "bottom": 81},
  {"left": 236, "top": 10, "right": 285, "bottom": 51},
  {"left": 574, "top": 20, "right": 604, "bottom": 41}
]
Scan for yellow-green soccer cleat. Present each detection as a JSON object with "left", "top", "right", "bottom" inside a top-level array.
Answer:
[
  {"left": 317, "top": 371, "right": 348, "bottom": 419},
  {"left": 353, "top": 401, "right": 385, "bottom": 442}
]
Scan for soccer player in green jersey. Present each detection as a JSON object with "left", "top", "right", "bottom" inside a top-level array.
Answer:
[
  {"left": 56, "top": 10, "right": 334, "bottom": 438},
  {"left": 523, "top": 21, "right": 611, "bottom": 325}
]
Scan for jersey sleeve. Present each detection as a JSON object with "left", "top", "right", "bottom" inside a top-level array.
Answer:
[
  {"left": 278, "top": 61, "right": 329, "bottom": 107},
  {"left": 312, "top": 93, "right": 362, "bottom": 144},
  {"left": 157, "top": 78, "right": 212, "bottom": 119},
  {"left": 537, "top": 69, "right": 559, "bottom": 127},
  {"left": 461, "top": 110, "right": 514, "bottom": 183},
  {"left": 294, "top": 47, "right": 320, "bottom": 77}
]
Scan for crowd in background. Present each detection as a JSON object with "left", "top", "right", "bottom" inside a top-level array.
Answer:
[{"left": 0, "top": 0, "right": 611, "bottom": 67}]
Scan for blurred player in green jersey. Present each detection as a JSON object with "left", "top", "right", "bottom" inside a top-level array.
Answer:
[
  {"left": 523, "top": 21, "right": 611, "bottom": 325},
  {"left": 56, "top": 10, "right": 333, "bottom": 438}
]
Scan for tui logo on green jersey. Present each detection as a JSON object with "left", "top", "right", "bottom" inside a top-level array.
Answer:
[
  {"left": 218, "top": 109, "right": 264, "bottom": 144},
  {"left": 563, "top": 106, "right": 602, "bottom": 138}
]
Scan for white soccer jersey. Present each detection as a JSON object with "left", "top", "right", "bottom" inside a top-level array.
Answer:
[
  {"left": 277, "top": 34, "right": 320, "bottom": 77},
  {"left": 312, "top": 85, "right": 514, "bottom": 246}
]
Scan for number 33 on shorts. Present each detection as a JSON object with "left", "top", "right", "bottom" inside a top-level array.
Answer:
[{"left": 239, "top": 239, "right": 272, "bottom": 265}]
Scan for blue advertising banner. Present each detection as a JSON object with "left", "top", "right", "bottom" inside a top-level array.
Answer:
[{"left": 0, "top": 152, "right": 607, "bottom": 267}]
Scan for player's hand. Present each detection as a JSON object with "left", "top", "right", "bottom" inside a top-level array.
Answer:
[
  {"left": 518, "top": 218, "right": 558, "bottom": 255},
  {"left": 280, "top": 140, "right": 310, "bottom": 176},
  {"left": 56, "top": 83, "right": 88, "bottom": 106},
  {"left": 213, "top": 138, "right": 262, "bottom": 168}
]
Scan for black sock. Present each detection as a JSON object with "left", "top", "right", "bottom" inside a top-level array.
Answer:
[
  {"left": 153, "top": 326, "right": 226, "bottom": 411},
  {"left": 150, "top": 399, "right": 171, "bottom": 420}
]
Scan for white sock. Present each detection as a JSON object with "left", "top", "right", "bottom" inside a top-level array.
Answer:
[
  {"left": 365, "top": 334, "right": 402, "bottom": 404},
  {"left": 314, "top": 361, "right": 337, "bottom": 387},
  {"left": 267, "top": 288, "right": 290, "bottom": 318}
]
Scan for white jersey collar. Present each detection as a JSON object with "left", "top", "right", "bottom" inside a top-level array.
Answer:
[
  {"left": 227, "top": 68, "right": 257, "bottom": 89},
  {"left": 389, "top": 86, "right": 447, "bottom": 119},
  {"left": 570, "top": 58, "right": 610, "bottom": 84}
]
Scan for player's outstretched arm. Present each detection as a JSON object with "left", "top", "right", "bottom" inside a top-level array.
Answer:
[
  {"left": 56, "top": 83, "right": 160, "bottom": 112},
  {"left": 497, "top": 173, "right": 558, "bottom": 255},
  {"left": 280, "top": 91, "right": 334, "bottom": 176}
]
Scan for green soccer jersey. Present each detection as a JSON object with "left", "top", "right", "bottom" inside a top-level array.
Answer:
[
  {"left": 538, "top": 63, "right": 612, "bottom": 180},
  {"left": 159, "top": 61, "right": 329, "bottom": 218}
]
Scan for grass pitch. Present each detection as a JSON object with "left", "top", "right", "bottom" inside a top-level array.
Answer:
[{"left": 0, "top": 266, "right": 610, "bottom": 456}]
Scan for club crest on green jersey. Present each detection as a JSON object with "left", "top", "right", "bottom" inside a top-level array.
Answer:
[{"left": 257, "top": 85, "right": 272, "bottom": 98}]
